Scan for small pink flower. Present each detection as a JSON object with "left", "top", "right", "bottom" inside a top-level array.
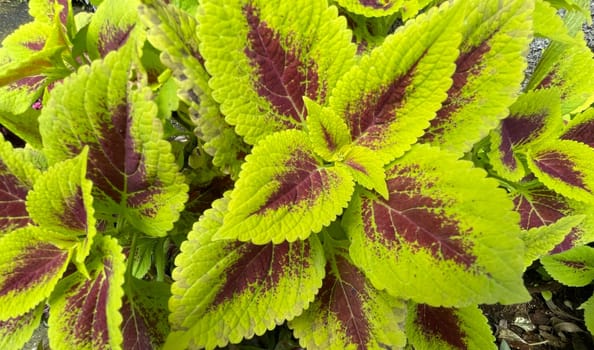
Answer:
[{"left": 32, "top": 100, "right": 42, "bottom": 110}]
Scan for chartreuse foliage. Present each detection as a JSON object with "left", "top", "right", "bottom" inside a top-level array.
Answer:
[
  {"left": 0, "top": 0, "right": 188, "bottom": 349},
  {"left": 149, "top": 0, "right": 584, "bottom": 348},
  {"left": 1, "top": 0, "right": 594, "bottom": 349}
]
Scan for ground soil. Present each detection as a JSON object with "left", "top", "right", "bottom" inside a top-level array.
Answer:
[{"left": 482, "top": 263, "right": 594, "bottom": 350}]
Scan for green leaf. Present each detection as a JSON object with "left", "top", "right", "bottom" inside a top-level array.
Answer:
[
  {"left": 289, "top": 236, "right": 406, "bottom": 350},
  {"left": 521, "top": 215, "right": 587, "bottom": 267},
  {"left": 0, "top": 0, "right": 71, "bottom": 126},
  {"left": 139, "top": 0, "right": 249, "bottom": 178},
  {"left": 337, "top": 145, "right": 388, "bottom": 199},
  {"left": 216, "top": 130, "right": 354, "bottom": 244},
  {"left": 330, "top": 0, "right": 461, "bottom": 165},
  {"left": 26, "top": 148, "right": 96, "bottom": 268},
  {"left": 0, "top": 44, "right": 64, "bottom": 129},
  {"left": 0, "top": 226, "right": 71, "bottom": 320},
  {"left": 580, "top": 294, "right": 594, "bottom": 335},
  {"left": 421, "top": 0, "right": 534, "bottom": 155},
  {"left": 48, "top": 235, "right": 126, "bottom": 350},
  {"left": 344, "top": 144, "right": 529, "bottom": 306},
  {"left": 488, "top": 89, "right": 563, "bottom": 182},
  {"left": 526, "top": 140, "right": 594, "bottom": 203},
  {"left": 305, "top": 98, "right": 351, "bottom": 162},
  {"left": 334, "top": 0, "right": 419, "bottom": 17},
  {"left": 336, "top": 0, "right": 431, "bottom": 20},
  {"left": 541, "top": 245, "right": 594, "bottom": 287},
  {"left": 198, "top": 0, "right": 357, "bottom": 144},
  {"left": 167, "top": 193, "right": 326, "bottom": 349},
  {"left": 527, "top": 38, "right": 594, "bottom": 115},
  {"left": 544, "top": 0, "right": 591, "bottom": 27},
  {"left": 121, "top": 278, "right": 170, "bottom": 349},
  {"left": 29, "top": 0, "right": 70, "bottom": 26},
  {"left": 560, "top": 106, "right": 594, "bottom": 148},
  {"left": 512, "top": 183, "right": 594, "bottom": 264},
  {"left": 39, "top": 46, "right": 188, "bottom": 236},
  {"left": 406, "top": 303, "right": 496, "bottom": 350},
  {"left": 0, "top": 135, "right": 40, "bottom": 234},
  {"left": 0, "top": 303, "right": 44, "bottom": 350},
  {"left": 534, "top": 0, "right": 580, "bottom": 44},
  {"left": 86, "top": 0, "right": 141, "bottom": 59},
  {"left": 0, "top": 109, "right": 42, "bottom": 149}
]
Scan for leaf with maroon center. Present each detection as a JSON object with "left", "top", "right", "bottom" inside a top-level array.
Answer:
[
  {"left": 527, "top": 140, "right": 594, "bottom": 203},
  {"left": 86, "top": 0, "right": 140, "bottom": 60},
  {"left": 198, "top": 0, "right": 356, "bottom": 144},
  {"left": 526, "top": 38, "right": 594, "bottom": 115},
  {"left": 344, "top": 144, "right": 529, "bottom": 306},
  {"left": 28, "top": 0, "right": 70, "bottom": 26},
  {"left": 0, "top": 227, "right": 72, "bottom": 320},
  {"left": 0, "top": 0, "right": 73, "bottom": 123},
  {"left": 48, "top": 235, "right": 125, "bottom": 350},
  {"left": 0, "top": 303, "right": 45, "bottom": 350},
  {"left": 488, "top": 90, "right": 563, "bottom": 181},
  {"left": 290, "top": 237, "right": 406, "bottom": 350},
  {"left": 243, "top": 4, "right": 319, "bottom": 125},
  {"left": 0, "top": 136, "right": 40, "bottom": 234},
  {"left": 332, "top": 0, "right": 405, "bottom": 17},
  {"left": 513, "top": 184, "right": 594, "bottom": 265},
  {"left": 329, "top": 0, "right": 461, "bottom": 165},
  {"left": 0, "top": 44, "right": 66, "bottom": 121},
  {"left": 406, "top": 303, "right": 496, "bottom": 350},
  {"left": 561, "top": 107, "right": 594, "bottom": 148},
  {"left": 420, "top": 0, "right": 533, "bottom": 155},
  {"left": 25, "top": 149, "right": 96, "bottom": 269},
  {"left": 541, "top": 245, "right": 594, "bottom": 287},
  {"left": 120, "top": 278, "right": 170, "bottom": 350},
  {"left": 216, "top": 129, "right": 354, "bottom": 244},
  {"left": 39, "top": 46, "right": 188, "bottom": 236},
  {"left": 167, "top": 193, "right": 326, "bottom": 350}
]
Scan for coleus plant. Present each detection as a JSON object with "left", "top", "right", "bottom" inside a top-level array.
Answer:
[
  {"left": 139, "top": 0, "right": 594, "bottom": 349},
  {"left": 1, "top": 0, "right": 594, "bottom": 350},
  {"left": 0, "top": 0, "right": 192, "bottom": 349}
]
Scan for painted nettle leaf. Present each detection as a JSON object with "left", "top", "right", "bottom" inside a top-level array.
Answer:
[
  {"left": 198, "top": 0, "right": 357, "bottom": 145},
  {"left": 488, "top": 89, "right": 563, "bottom": 182},
  {"left": 0, "top": 135, "right": 41, "bottom": 235},
  {"left": 421, "top": 0, "right": 533, "bottom": 155},
  {"left": 534, "top": 0, "right": 580, "bottom": 44},
  {"left": 0, "top": 303, "right": 45, "bottom": 350},
  {"left": 26, "top": 148, "right": 96, "bottom": 270},
  {"left": 0, "top": 0, "right": 71, "bottom": 146},
  {"left": 139, "top": 0, "right": 249, "bottom": 178},
  {"left": 48, "top": 235, "right": 126, "bottom": 350},
  {"left": 168, "top": 193, "right": 326, "bottom": 349},
  {"left": 344, "top": 144, "right": 530, "bottom": 306},
  {"left": 513, "top": 183, "right": 594, "bottom": 265},
  {"left": 216, "top": 130, "right": 355, "bottom": 244},
  {"left": 561, "top": 106, "right": 594, "bottom": 148},
  {"left": 39, "top": 43, "right": 188, "bottom": 237},
  {"left": 330, "top": 0, "right": 462, "bottom": 166},
  {"left": 0, "top": 226, "right": 72, "bottom": 321},
  {"left": 406, "top": 303, "right": 496, "bottom": 350},
  {"left": 289, "top": 235, "right": 407, "bottom": 350},
  {"left": 86, "top": 0, "right": 141, "bottom": 60},
  {"left": 526, "top": 7, "right": 594, "bottom": 116},
  {"left": 333, "top": 0, "right": 407, "bottom": 17},
  {"left": 541, "top": 245, "right": 594, "bottom": 287},
  {"left": 121, "top": 278, "right": 171, "bottom": 349},
  {"left": 526, "top": 140, "right": 594, "bottom": 203}
]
